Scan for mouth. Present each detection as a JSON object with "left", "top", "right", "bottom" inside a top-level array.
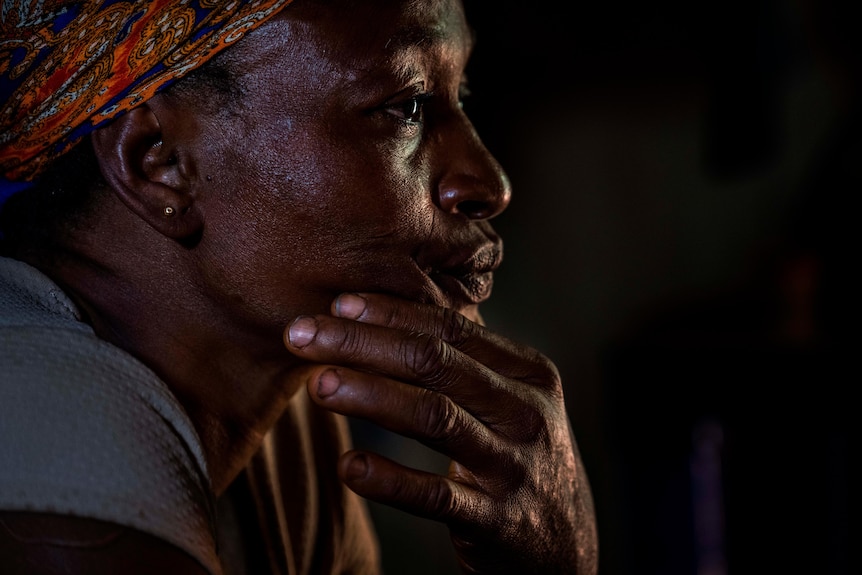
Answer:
[{"left": 426, "top": 242, "right": 503, "bottom": 307}]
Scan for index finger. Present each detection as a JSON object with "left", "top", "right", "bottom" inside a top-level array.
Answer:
[{"left": 331, "top": 292, "right": 559, "bottom": 387}]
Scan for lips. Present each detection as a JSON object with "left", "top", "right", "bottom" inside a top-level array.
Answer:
[{"left": 426, "top": 241, "right": 503, "bottom": 306}]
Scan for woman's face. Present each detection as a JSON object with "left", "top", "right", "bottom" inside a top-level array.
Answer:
[{"left": 178, "top": 0, "right": 510, "bottom": 343}]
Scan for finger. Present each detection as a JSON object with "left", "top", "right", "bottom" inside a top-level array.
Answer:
[
  {"left": 338, "top": 449, "right": 488, "bottom": 528},
  {"left": 300, "top": 364, "right": 502, "bottom": 466},
  {"left": 332, "top": 292, "right": 560, "bottom": 388},
  {"left": 285, "top": 314, "right": 529, "bottom": 425}
]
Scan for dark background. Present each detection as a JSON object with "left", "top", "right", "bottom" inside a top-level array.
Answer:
[{"left": 353, "top": 0, "right": 858, "bottom": 573}]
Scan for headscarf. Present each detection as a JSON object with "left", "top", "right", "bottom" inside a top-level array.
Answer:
[{"left": 0, "top": 0, "right": 294, "bottom": 204}]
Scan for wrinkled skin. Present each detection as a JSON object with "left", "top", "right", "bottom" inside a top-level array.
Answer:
[
  {"left": 286, "top": 292, "right": 598, "bottom": 574},
  {"left": 1, "top": 0, "right": 598, "bottom": 573}
]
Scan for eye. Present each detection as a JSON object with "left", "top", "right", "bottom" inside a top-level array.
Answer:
[{"left": 385, "top": 93, "right": 433, "bottom": 124}]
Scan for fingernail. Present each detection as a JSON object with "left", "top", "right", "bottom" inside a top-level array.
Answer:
[
  {"left": 317, "top": 369, "right": 340, "bottom": 398},
  {"left": 288, "top": 316, "right": 317, "bottom": 348},
  {"left": 345, "top": 454, "right": 368, "bottom": 480},
  {"left": 335, "top": 293, "right": 366, "bottom": 319}
]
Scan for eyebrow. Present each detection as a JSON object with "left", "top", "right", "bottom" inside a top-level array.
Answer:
[
  {"left": 382, "top": 19, "right": 476, "bottom": 52},
  {"left": 383, "top": 25, "right": 447, "bottom": 50}
]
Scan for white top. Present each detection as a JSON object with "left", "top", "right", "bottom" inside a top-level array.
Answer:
[{"left": 0, "top": 256, "right": 221, "bottom": 574}]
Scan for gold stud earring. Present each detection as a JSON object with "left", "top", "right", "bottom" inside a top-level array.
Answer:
[{"left": 164, "top": 206, "right": 175, "bottom": 216}]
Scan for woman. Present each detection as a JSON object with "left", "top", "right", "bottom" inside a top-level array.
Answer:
[{"left": 0, "top": 1, "right": 598, "bottom": 573}]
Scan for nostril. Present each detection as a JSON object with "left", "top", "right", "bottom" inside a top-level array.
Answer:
[{"left": 456, "top": 200, "right": 491, "bottom": 218}]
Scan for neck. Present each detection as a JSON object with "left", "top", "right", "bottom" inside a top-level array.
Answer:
[{"left": 22, "top": 208, "right": 304, "bottom": 494}]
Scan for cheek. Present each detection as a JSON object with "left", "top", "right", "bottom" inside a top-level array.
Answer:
[
  {"left": 199, "top": 118, "right": 439, "bottom": 311},
  {"left": 301, "top": 138, "right": 435, "bottom": 242}
]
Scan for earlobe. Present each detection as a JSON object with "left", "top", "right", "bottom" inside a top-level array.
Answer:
[{"left": 91, "top": 103, "right": 203, "bottom": 241}]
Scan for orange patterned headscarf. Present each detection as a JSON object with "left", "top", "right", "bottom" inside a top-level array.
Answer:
[{"left": 0, "top": 0, "right": 294, "bottom": 186}]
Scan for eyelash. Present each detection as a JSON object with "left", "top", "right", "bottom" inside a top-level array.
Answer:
[
  {"left": 381, "top": 85, "right": 472, "bottom": 128},
  {"left": 385, "top": 92, "right": 434, "bottom": 124}
]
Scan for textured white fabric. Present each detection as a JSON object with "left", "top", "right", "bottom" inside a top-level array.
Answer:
[{"left": 0, "top": 256, "right": 221, "bottom": 574}]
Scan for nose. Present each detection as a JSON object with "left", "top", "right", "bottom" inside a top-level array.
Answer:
[{"left": 435, "top": 120, "right": 512, "bottom": 220}]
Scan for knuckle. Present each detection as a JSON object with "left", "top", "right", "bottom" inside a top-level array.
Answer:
[
  {"left": 525, "top": 352, "right": 563, "bottom": 395},
  {"left": 402, "top": 332, "right": 449, "bottom": 380},
  {"left": 426, "top": 480, "right": 458, "bottom": 519},
  {"left": 384, "top": 472, "right": 456, "bottom": 519},
  {"left": 337, "top": 321, "right": 370, "bottom": 360},
  {"left": 438, "top": 307, "right": 474, "bottom": 346},
  {"left": 380, "top": 302, "right": 401, "bottom": 328},
  {"left": 413, "top": 390, "right": 459, "bottom": 442}
]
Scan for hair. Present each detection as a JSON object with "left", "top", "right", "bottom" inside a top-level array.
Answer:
[{"left": 0, "top": 46, "right": 244, "bottom": 257}]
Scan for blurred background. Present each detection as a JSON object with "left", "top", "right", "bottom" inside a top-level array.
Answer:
[{"left": 352, "top": 0, "right": 857, "bottom": 573}]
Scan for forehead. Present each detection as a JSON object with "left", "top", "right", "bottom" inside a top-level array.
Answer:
[{"left": 228, "top": 0, "right": 472, "bottom": 91}]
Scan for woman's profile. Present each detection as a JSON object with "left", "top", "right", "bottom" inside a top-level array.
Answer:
[{"left": 0, "top": 1, "right": 599, "bottom": 573}]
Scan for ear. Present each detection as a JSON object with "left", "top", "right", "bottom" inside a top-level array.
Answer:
[{"left": 90, "top": 101, "right": 203, "bottom": 240}]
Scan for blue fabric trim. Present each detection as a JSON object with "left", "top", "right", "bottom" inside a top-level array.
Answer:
[{"left": 0, "top": 179, "right": 34, "bottom": 212}]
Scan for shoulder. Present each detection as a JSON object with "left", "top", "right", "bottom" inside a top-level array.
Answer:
[{"left": 0, "top": 256, "right": 221, "bottom": 574}]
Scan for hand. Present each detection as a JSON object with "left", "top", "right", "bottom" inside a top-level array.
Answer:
[{"left": 284, "top": 293, "right": 598, "bottom": 575}]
